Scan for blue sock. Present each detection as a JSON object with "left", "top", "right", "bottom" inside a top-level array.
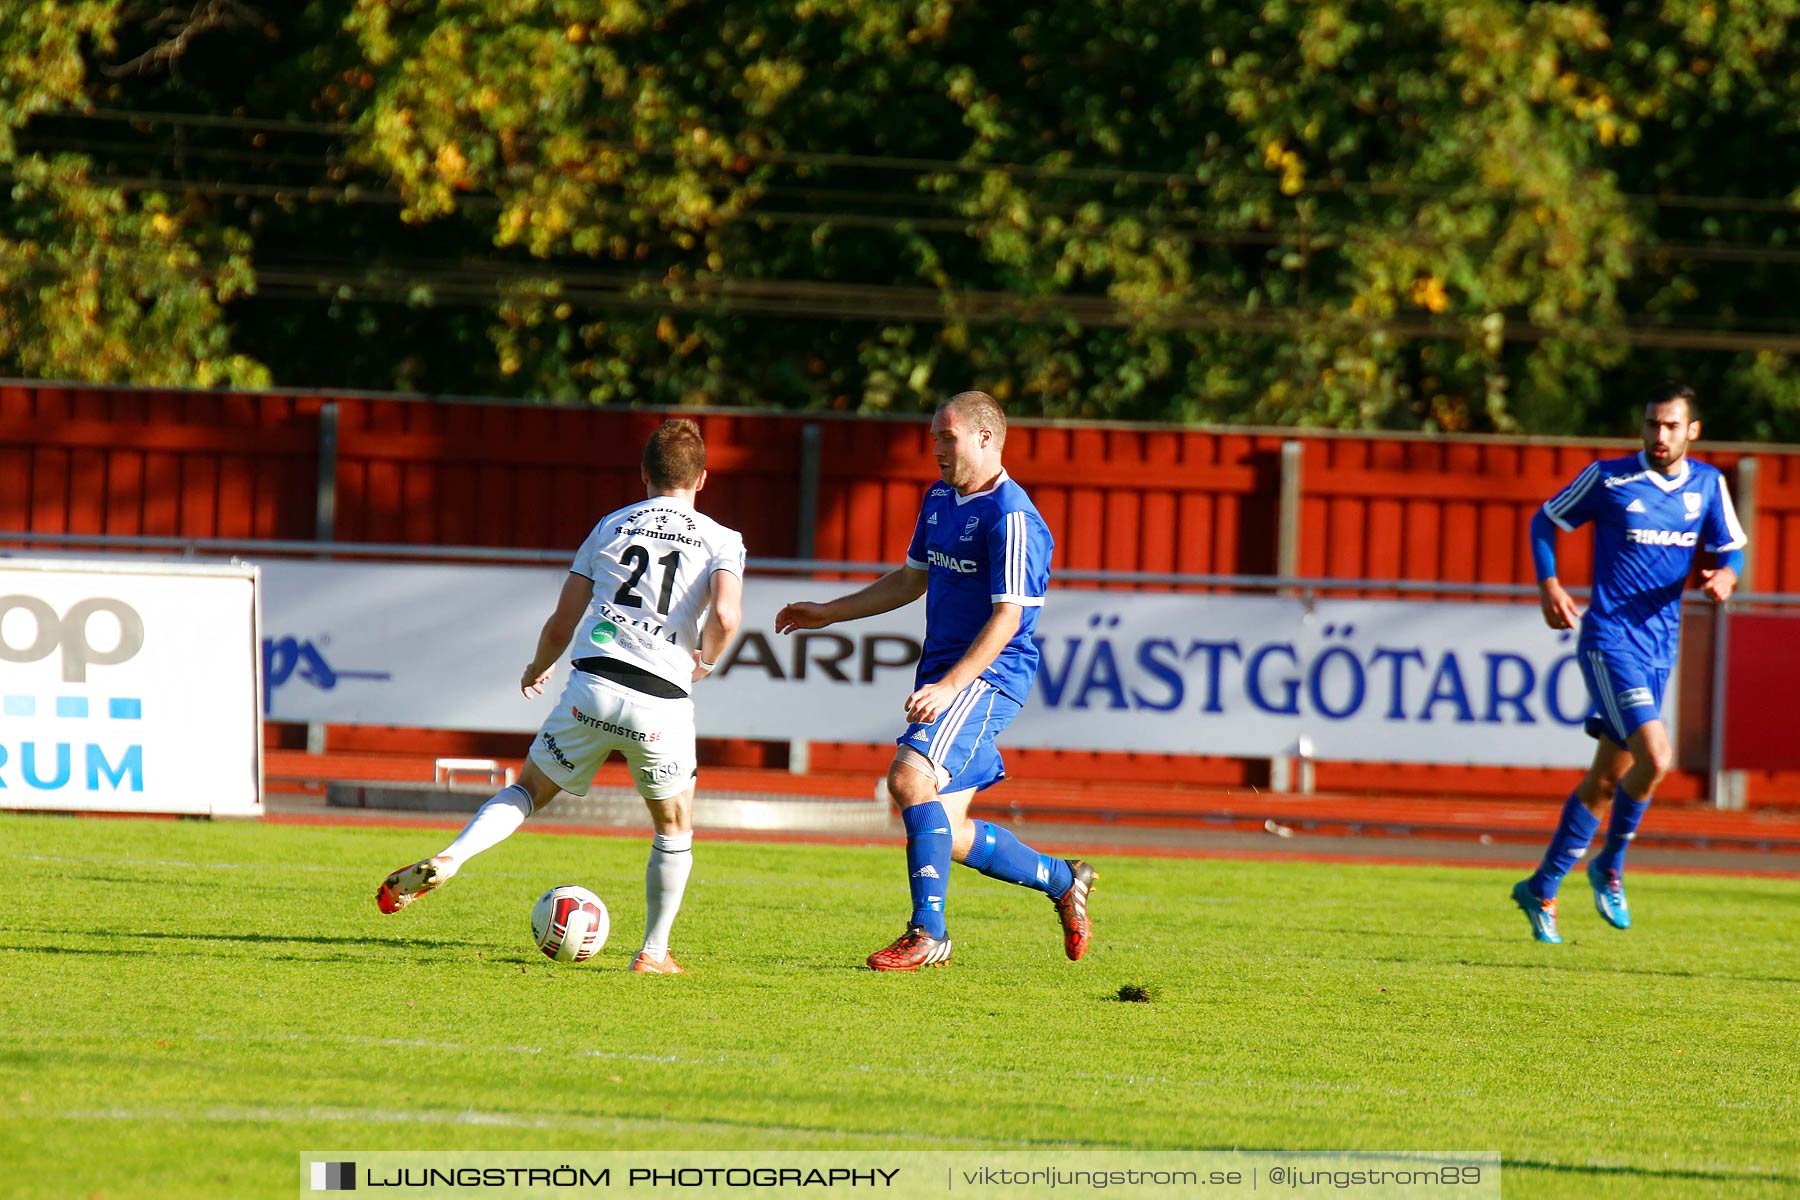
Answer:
[
  {"left": 962, "top": 820, "right": 1073, "bottom": 898},
  {"left": 1529, "top": 791, "right": 1600, "bottom": 900},
  {"left": 1591, "top": 785, "right": 1650, "bottom": 877},
  {"left": 901, "top": 802, "right": 952, "bottom": 938}
]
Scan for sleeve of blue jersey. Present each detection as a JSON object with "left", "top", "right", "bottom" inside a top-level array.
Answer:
[
  {"left": 1703, "top": 466, "right": 1750, "bottom": 555},
  {"left": 1528, "top": 508, "right": 1559, "bottom": 581},
  {"left": 1542, "top": 462, "right": 1602, "bottom": 532},
  {"left": 987, "top": 508, "right": 1049, "bottom": 606},
  {"left": 904, "top": 489, "right": 933, "bottom": 570}
]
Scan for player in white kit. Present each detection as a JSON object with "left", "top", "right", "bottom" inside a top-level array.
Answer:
[{"left": 376, "top": 419, "right": 745, "bottom": 974}]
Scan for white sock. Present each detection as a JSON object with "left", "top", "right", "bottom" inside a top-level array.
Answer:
[
  {"left": 641, "top": 831, "right": 694, "bottom": 959},
  {"left": 438, "top": 784, "right": 533, "bottom": 871}
]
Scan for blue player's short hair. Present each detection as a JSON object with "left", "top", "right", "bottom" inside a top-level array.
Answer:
[
  {"left": 936, "top": 391, "right": 1007, "bottom": 448},
  {"left": 1645, "top": 381, "right": 1699, "bottom": 424}
]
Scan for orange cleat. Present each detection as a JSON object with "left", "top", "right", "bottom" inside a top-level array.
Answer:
[
  {"left": 866, "top": 926, "right": 953, "bottom": 971},
  {"left": 1053, "top": 859, "right": 1098, "bottom": 960},
  {"left": 376, "top": 856, "right": 453, "bottom": 914},
  {"left": 630, "top": 951, "right": 685, "bottom": 974}
]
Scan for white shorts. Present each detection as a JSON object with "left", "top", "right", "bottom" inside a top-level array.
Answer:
[{"left": 528, "top": 670, "right": 697, "bottom": 802}]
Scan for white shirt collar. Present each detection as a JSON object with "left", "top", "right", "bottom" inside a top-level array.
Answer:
[
  {"left": 953, "top": 469, "right": 1010, "bottom": 505},
  {"left": 1636, "top": 451, "right": 1689, "bottom": 492}
]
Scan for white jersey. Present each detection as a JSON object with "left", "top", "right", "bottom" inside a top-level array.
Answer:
[{"left": 568, "top": 497, "right": 746, "bottom": 692}]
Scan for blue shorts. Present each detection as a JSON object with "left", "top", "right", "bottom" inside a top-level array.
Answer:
[
  {"left": 1578, "top": 644, "right": 1670, "bottom": 750},
  {"left": 895, "top": 679, "right": 1020, "bottom": 795}
]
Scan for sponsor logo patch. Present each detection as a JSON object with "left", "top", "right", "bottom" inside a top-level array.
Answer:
[
  {"left": 571, "top": 705, "right": 657, "bottom": 742},
  {"left": 0, "top": 595, "right": 144, "bottom": 681},
  {"left": 1617, "top": 687, "right": 1656, "bottom": 710},
  {"left": 541, "top": 731, "right": 575, "bottom": 771},
  {"left": 1625, "top": 529, "right": 1698, "bottom": 547},
  {"left": 639, "top": 761, "right": 686, "bottom": 785},
  {"left": 928, "top": 549, "right": 979, "bottom": 573}
]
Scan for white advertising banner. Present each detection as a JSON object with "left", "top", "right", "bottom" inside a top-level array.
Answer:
[
  {"left": 0, "top": 559, "right": 261, "bottom": 815},
  {"left": 257, "top": 560, "right": 567, "bottom": 730},
  {"left": 256, "top": 560, "right": 1608, "bottom": 767}
]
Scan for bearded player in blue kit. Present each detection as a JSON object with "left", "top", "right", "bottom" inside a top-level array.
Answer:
[
  {"left": 774, "top": 391, "right": 1095, "bottom": 972},
  {"left": 1512, "top": 383, "right": 1747, "bottom": 943}
]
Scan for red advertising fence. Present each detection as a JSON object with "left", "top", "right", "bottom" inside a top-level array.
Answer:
[
  {"left": 10, "top": 379, "right": 1800, "bottom": 584},
  {"left": 1724, "top": 613, "right": 1800, "bottom": 772},
  {"left": 5, "top": 379, "right": 1799, "bottom": 803}
]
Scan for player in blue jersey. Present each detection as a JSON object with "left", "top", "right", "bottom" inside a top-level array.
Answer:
[
  {"left": 774, "top": 391, "right": 1095, "bottom": 971},
  {"left": 1512, "top": 383, "right": 1747, "bottom": 943}
]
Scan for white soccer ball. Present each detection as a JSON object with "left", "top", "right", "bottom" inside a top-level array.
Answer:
[{"left": 530, "top": 885, "right": 609, "bottom": 963}]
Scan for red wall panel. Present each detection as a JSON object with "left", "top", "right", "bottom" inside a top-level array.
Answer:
[
  {"left": 1724, "top": 613, "right": 1800, "bottom": 770},
  {"left": 5, "top": 381, "right": 1796, "bottom": 592}
]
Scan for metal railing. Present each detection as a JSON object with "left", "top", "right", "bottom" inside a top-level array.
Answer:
[{"left": 8, "top": 529, "right": 1799, "bottom": 605}]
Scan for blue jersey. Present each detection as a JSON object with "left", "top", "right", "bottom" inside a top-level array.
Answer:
[
  {"left": 904, "top": 472, "right": 1055, "bottom": 704},
  {"left": 1543, "top": 451, "right": 1746, "bottom": 667}
]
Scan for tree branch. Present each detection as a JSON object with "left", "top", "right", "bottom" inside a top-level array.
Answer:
[{"left": 102, "top": 1, "right": 263, "bottom": 79}]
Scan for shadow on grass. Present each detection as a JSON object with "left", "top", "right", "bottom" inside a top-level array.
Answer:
[
  {"left": 1363, "top": 952, "right": 1800, "bottom": 986},
  {"left": 0, "top": 929, "right": 497, "bottom": 957},
  {"left": 0, "top": 943, "right": 491, "bottom": 966},
  {"left": 1245, "top": 923, "right": 1513, "bottom": 947},
  {"left": 122, "top": 929, "right": 492, "bottom": 949},
  {"left": 0, "top": 944, "right": 162, "bottom": 958},
  {"left": 1504, "top": 1158, "right": 1793, "bottom": 1188},
  {"left": 44, "top": 872, "right": 223, "bottom": 888},
  {"left": 1255, "top": 926, "right": 1800, "bottom": 985}
]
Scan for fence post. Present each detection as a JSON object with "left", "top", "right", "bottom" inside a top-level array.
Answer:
[
  {"left": 1271, "top": 441, "right": 1305, "bottom": 790},
  {"left": 789, "top": 423, "right": 822, "bottom": 774},
  {"left": 1709, "top": 602, "right": 1741, "bottom": 810},
  {"left": 1735, "top": 456, "right": 1759, "bottom": 591},
  {"left": 795, "top": 422, "right": 821, "bottom": 561},
  {"left": 315, "top": 402, "right": 339, "bottom": 547},
  {"left": 1709, "top": 458, "right": 1756, "bottom": 809},
  {"left": 1278, "top": 440, "right": 1303, "bottom": 585},
  {"left": 308, "top": 402, "right": 339, "bottom": 757}
]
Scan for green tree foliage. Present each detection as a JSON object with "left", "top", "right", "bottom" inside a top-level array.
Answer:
[
  {"left": 6, "top": 1, "right": 1799, "bottom": 435},
  {"left": 0, "top": 2, "right": 267, "bottom": 388}
]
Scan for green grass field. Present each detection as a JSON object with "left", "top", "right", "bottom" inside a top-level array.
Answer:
[{"left": 1, "top": 812, "right": 1797, "bottom": 1199}]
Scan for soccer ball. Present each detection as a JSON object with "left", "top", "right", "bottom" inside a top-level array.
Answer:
[{"left": 530, "top": 885, "right": 609, "bottom": 963}]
